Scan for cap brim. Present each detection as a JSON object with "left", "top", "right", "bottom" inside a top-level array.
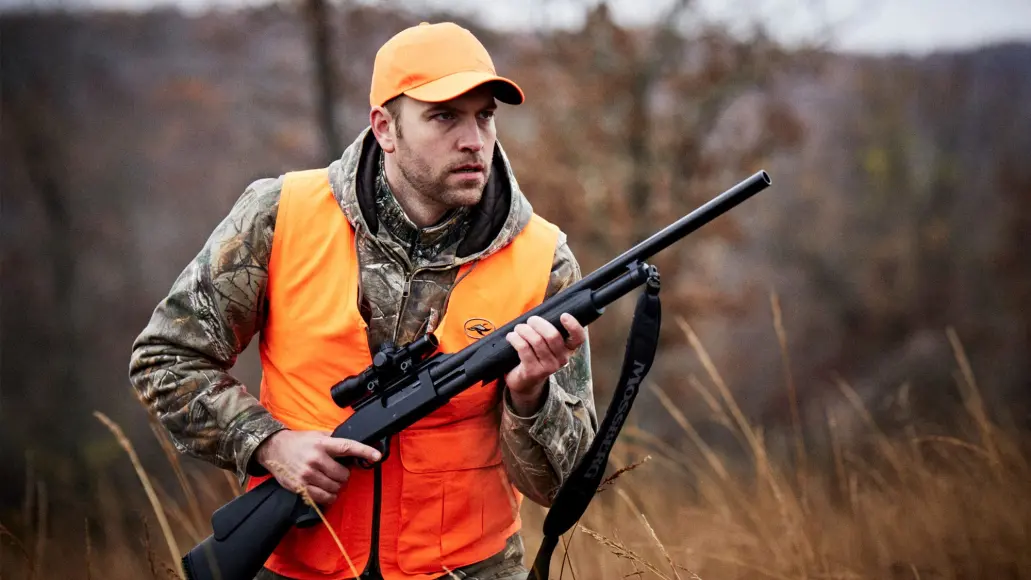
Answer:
[{"left": 403, "top": 70, "right": 524, "bottom": 105}]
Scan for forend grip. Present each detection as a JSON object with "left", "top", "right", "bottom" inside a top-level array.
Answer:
[
  {"left": 539, "top": 287, "right": 608, "bottom": 338},
  {"left": 459, "top": 287, "right": 605, "bottom": 384}
]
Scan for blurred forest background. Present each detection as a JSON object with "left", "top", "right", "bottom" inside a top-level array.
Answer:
[{"left": 2, "top": 0, "right": 1030, "bottom": 578}]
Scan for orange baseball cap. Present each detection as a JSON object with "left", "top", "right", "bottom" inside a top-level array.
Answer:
[{"left": 370, "top": 22, "right": 525, "bottom": 108}]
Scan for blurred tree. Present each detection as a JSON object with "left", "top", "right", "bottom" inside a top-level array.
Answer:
[
  {"left": 1, "top": 16, "right": 79, "bottom": 508},
  {"left": 304, "top": 0, "right": 342, "bottom": 160}
]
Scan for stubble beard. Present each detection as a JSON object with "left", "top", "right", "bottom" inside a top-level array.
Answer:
[{"left": 396, "top": 141, "right": 489, "bottom": 210}]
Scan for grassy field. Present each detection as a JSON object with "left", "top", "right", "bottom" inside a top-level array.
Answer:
[{"left": 3, "top": 319, "right": 1028, "bottom": 580}]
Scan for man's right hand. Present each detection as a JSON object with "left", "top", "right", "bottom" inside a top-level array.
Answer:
[{"left": 254, "top": 430, "right": 382, "bottom": 505}]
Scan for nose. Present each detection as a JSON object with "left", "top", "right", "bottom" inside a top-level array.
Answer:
[{"left": 456, "top": 118, "right": 484, "bottom": 153}]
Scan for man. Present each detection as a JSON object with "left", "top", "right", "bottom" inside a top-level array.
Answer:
[{"left": 129, "top": 21, "right": 596, "bottom": 580}]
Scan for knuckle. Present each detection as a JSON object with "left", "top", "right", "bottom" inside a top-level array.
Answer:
[
  {"left": 539, "top": 320, "right": 559, "bottom": 336},
  {"left": 515, "top": 323, "right": 530, "bottom": 334}
]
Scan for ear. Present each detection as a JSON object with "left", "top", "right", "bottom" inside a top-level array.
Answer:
[{"left": 370, "top": 106, "right": 397, "bottom": 153}]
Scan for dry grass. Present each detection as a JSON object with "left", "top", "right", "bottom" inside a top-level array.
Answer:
[
  {"left": 517, "top": 319, "right": 1031, "bottom": 580},
  {"left": 2, "top": 318, "right": 1029, "bottom": 580}
]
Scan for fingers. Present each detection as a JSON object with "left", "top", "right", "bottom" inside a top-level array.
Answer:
[
  {"left": 314, "top": 454, "right": 352, "bottom": 485},
  {"left": 262, "top": 431, "right": 378, "bottom": 506},
  {"left": 302, "top": 467, "right": 341, "bottom": 499},
  {"left": 504, "top": 330, "right": 535, "bottom": 388},
  {"left": 506, "top": 315, "right": 586, "bottom": 372},
  {"left": 559, "top": 313, "right": 587, "bottom": 350},
  {"left": 526, "top": 316, "right": 568, "bottom": 363},
  {"left": 322, "top": 437, "right": 383, "bottom": 463},
  {"left": 505, "top": 314, "right": 587, "bottom": 393},
  {"left": 271, "top": 460, "right": 341, "bottom": 505},
  {"left": 516, "top": 317, "right": 562, "bottom": 368},
  {"left": 302, "top": 482, "right": 338, "bottom": 505},
  {"left": 506, "top": 329, "right": 534, "bottom": 364}
]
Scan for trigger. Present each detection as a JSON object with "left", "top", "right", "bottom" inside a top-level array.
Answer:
[{"left": 358, "top": 437, "right": 391, "bottom": 469}]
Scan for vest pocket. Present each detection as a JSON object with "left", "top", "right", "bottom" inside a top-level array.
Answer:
[{"left": 395, "top": 418, "right": 517, "bottom": 574}]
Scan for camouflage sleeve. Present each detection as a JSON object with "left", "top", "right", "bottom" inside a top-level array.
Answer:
[
  {"left": 128, "top": 177, "right": 287, "bottom": 482},
  {"left": 500, "top": 234, "right": 597, "bottom": 506}
]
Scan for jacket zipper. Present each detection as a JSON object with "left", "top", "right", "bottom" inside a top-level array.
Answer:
[
  {"left": 391, "top": 273, "right": 415, "bottom": 344},
  {"left": 357, "top": 235, "right": 466, "bottom": 578},
  {"left": 353, "top": 231, "right": 398, "bottom": 580}
]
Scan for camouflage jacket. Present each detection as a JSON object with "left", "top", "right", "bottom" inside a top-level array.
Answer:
[{"left": 128, "top": 128, "right": 597, "bottom": 510}]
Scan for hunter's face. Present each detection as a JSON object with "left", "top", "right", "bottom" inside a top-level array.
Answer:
[{"left": 389, "top": 87, "right": 498, "bottom": 209}]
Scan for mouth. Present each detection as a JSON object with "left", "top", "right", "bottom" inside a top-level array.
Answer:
[{"left": 450, "top": 163, "right": 485, "bottom": 175}]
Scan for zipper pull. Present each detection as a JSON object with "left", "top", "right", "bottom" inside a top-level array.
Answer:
[{"left": 402, "top": 276, "right": 412, "bottom": 299}]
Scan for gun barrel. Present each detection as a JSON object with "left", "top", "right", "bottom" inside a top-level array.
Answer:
[
  {"left": 425, "top": 170, "right": 770, "bottom": 380},
  {"left": 576, "top": 170, "right": 771, "bottom": 292}
]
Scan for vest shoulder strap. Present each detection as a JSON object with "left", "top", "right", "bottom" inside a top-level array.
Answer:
[{"left": 281, "top": 168, "right": 332, "bottom": 205}]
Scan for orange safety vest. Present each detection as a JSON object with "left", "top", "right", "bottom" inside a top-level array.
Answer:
[{"left": 247, "top": 168, "right": 560, "bottom": 579}]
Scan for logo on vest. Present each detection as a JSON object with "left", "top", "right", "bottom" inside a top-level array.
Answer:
[{"left": 464, "top": 318, "right": 496, "bottom": 339}]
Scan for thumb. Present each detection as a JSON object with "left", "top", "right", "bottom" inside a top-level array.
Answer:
[{"left": 323, "top": 436, "right": 383, "bottom": 462}]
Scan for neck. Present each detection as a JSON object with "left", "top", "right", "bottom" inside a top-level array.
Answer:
[{"left": 382, "top": 156, "right": 448, "bottom": 228}]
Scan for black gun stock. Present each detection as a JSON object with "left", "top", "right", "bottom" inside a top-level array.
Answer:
[{"left": 182, "top": 170, "right": 772, "bottom": 580}]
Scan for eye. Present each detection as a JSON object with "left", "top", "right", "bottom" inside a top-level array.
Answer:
[
  {"left": 479, "top": 110, "right": 496, "bottom": 120},
  {"left": 432, "top": 111, "right": 456, "bottom": 121}
]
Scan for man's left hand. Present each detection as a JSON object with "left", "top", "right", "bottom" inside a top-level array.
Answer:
[{"left": 504, "top": 313, "right": 586, "bottom": 416}]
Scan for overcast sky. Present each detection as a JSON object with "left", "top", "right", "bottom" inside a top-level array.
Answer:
[{"left": 4, "top": 0, "right": 1031, "bottom": 54}]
